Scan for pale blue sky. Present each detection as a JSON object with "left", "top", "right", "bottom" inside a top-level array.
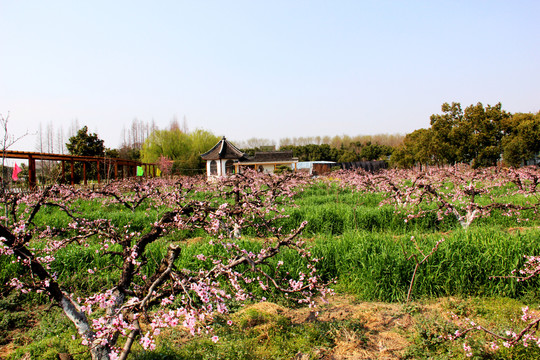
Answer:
[{"left": 1, "top": 1, "right": 539, "bottom": 152}]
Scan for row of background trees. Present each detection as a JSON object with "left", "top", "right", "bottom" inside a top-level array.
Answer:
[
  {"left": 233, "top": 102, "right": 539, "bottom": 168},
  {"left": 392, "top": 103, "right": 540, "bottom": 168},
  {"left": 18, "top": 102, "right": 540, "bottom": 185}
]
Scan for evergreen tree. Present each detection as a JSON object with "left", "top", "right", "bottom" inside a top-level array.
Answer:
[{"left": 65, "top": 126, "right": 106, "bottom": 183}]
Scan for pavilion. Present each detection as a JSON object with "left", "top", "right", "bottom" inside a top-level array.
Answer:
[{"left": 200, "top": 137, "right": 298, "bottom": 177}]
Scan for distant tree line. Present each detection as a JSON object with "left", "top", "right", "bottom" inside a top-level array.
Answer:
[
  {"left": 26, "top": 102, "right": 539, "bottom": 184},
  {"left": 239, "top": 103, "right": 539, "bottom": 169},
  {"left": 391, "top": 102, "right": 540, "bottom": 168},
  {"left": 278, "top": 134, "right": 404, "bottom": 148},
  {"left": 277, "top": 142, "right": 393, "bottom": 162},
  {"left": 238, "top": 135, "right": 398, "bottom": 163}
]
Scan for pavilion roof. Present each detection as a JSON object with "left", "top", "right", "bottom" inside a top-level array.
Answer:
[{"left": 200, "top": 137, "right": 247, "bottom": 160}]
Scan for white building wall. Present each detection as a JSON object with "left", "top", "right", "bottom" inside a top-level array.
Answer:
[
  {"left": 207, "top": 160, "right": 297, "bottom": 177},
  {"left": 260, "top": 164, "right": 274, "bottom": 173},
  {"left": 218, "top": 159, "right": 227, "bottom": 176},
  {"left": 206, "top": 160, "right": 223, "bottom": 177}
]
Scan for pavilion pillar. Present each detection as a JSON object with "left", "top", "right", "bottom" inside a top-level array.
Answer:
[
  {"left": 83, "top": 162, "right": 87, "bottom": 185},
  {"left": 97, "top": 160, "right": 101, "bottom": 184}
]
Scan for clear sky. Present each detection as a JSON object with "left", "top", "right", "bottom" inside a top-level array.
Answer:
[{"left": 1, "top": 0, "right": 539, "bottom": 152}]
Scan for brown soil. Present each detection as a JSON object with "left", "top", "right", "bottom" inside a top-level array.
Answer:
[
  {"left": 236, "top": 295, "right": 419, "bottom": 359},
  {"left": 0, "top": 344, "right": 14, "bottom": 360}
]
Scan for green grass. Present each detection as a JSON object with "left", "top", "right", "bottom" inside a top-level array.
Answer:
[
  {"left": 311, "top": 227, "right": 540, "bottom": 302},
  {"left": 6, "top": 306, "right": 87, "bottom": 360},
  {"left": 405, "top": 296, "right": 540, "bottom": 359},
  {"left": 2, "top": 178, "right": 540, "bottom": 359}
]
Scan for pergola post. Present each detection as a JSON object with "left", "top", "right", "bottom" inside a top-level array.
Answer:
[
  {"left": 28, "top": 155, "right": 36, "bottom": 189},
  {"left": 0, "top": 151, "right": 154, "bottom": 186},
  {"left": 70, "top": 160, "right": 75, "bottom": 185}
]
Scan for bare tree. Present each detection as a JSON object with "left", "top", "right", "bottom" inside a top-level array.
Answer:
[
  {"left": 56, "top": 127, "right": 65, "bottom": 154},
  {"left": 119, "top": 118, "right": 158, "bottom": 160},
  {"left": 35, "top": 121, "right": 59, "bottom": 183},
  {"left": 1, "top": 111, "right": 30, "bottom": 202},
  {"left": 68, "top": 119, "right": 80, "bottom": 139},
  {"left": 236, "top": 137, "right": 276, "bottom": 149},
  {"left": 181, "top": 115, "right": 189, "bottom": 133},
  {"left": 169, "top": 116, "right": 180, "bottom": 131}
]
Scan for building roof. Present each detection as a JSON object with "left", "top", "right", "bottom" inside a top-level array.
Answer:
[
  {"left": 200, "top": 137, "right": 247, "bottom": 160},
  {"left": 246, "top": 151, "right": 297, "bottom": 163},
  {"left": 201, "top": 138, "right": 298, "bottom": 164}
]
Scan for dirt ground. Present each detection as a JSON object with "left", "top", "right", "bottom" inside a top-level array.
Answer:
[{"left": 237, "top": 295, "right": 419, "bottom": 360}]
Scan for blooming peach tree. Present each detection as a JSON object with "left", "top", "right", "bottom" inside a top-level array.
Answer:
[
  {"left": 333, "top": 165, "right": 540, "bottom": 229},
  {"left": 332, "top": 165, "right": 540, "bottom": 356},
  {"left": 445, "top": 255, "right": 540, "bottom": 356},
  {"left": 0, "top": 171, "right": 331, "bottom": 360}
]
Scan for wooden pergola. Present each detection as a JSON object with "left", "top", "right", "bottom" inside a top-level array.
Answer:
[{"left": 2, "top": 150, "right": 157, "bottom": 188}]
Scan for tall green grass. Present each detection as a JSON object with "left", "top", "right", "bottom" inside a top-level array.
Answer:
[
  {"left": 4, "top": 181, "right": 540, "bottom": 303},
  {"left": 41, "top": 227, "right": 540, "bottom": 304},
  {"left": 312, "top": 227, "right": 540, "bottom": 302},
  {"left": 281, "top": 180, "right": 540, "bottom": 235}
]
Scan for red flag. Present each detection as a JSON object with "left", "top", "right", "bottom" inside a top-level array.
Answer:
[{"left": 12, "top": 163, "right": 21, "bottom": 181}]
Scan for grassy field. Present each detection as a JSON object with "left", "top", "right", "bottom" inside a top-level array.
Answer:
[{"left": 1, "top": 176, "right": 540, "bottom": 359}]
